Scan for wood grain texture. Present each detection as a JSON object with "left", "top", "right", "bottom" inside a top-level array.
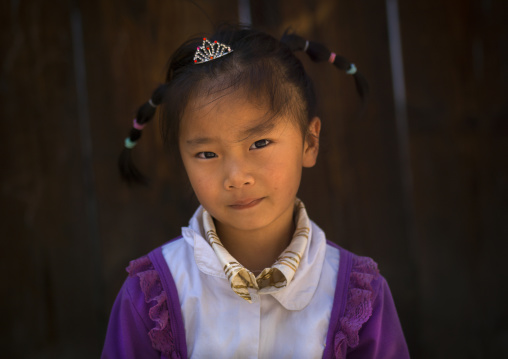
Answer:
[
  {"left": 1, "top": 0, "right": 507, "bottom": 358},
  {"left": 399, "top": 0, "right": 508, "bottom": 357}
]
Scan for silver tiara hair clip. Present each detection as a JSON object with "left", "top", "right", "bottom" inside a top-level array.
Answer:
[{"left": 193, "top": 38, "right": 233, "bottom": 64}]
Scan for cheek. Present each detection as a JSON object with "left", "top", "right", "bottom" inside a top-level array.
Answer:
[
  {"left": 182, "top": 161, "right": 210, "bottom": 196},
  {"left": 262, "top": 155, "right": 302, "bottom": 192},
  {"left": 190, "top": 171, "right": 210, "bottom": 192},
  {"left": 188, "top": 177, "right": 216, "bottom": 207}
]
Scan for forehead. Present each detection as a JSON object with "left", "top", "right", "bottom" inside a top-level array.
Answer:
[{"left": 179, "top": 90, "right": 285, "bottom": 143}]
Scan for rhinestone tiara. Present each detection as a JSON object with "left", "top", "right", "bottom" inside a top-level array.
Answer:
[{"left": 193, "top": 38, "right": 233, "bottom": 64}]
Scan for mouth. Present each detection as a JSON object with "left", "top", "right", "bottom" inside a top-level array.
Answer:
[{"left": 229, "top": 197, "right": 264, "bottom": 210}]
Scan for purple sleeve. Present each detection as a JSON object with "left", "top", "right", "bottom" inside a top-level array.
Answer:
[
  {"left": 347, "top": 276, "right": 410, "bottom": 359},
  {"left": 101, "top": 277, "right": 160, "bottom": 359}
]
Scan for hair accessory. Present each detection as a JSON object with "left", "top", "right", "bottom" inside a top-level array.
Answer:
[
  {"left": 194, "top": 38, "right": 233, "bottom": 64},
  {"left": 346, "top": 63, "right": 357, "bottom": 75},
  {"left": 148, "top": 98, "right": 157, "bottom": 108},
  {"left": 328, "top": 52, "right": 336, "bottom": 64},
  {"left": 303, "top": 40, "right": 309, "bottom": 52},
  {"left": 133, "top": 118, "right": 146, "bottom": 131},
  {"left": 124, "top": 137, "right": 137, "bottom": 149}
]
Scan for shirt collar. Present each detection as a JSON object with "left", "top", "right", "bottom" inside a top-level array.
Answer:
[
  {"left": 183, "top": 200, "right": 326, "bottom": 310},
  {"left": 202, "top": 199, "right": 310, "bottom": 303}
]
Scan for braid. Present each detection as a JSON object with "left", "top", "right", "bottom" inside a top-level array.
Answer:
[
  {"left": 118, "top": 84, "right": 168, "bottom": 185},
  {"left": 280, "top": 32, "right": 369, "bottom": 106}
]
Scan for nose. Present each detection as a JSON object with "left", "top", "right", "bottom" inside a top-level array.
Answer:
[{"left": 223, "top": 158, "right": 255, "bottom": 190}]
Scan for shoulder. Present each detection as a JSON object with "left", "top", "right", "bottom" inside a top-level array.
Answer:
[
  {"left": 325, "top": 241, "right": 380, "bottom": 288},
  {"left": 124, "top": 235, "right": 188, "bottom": 299},
  {"left": 123, "top": 247, "right": 167, "bottom": 317},
  {"left": 121, "top": 236, "right": 185, "bottom": 357},
  {"left": 324, "top": 243, "right": 409, "bottom": 359},
  {"left": 160, "top": 234, "right": 191, "bottom": 262},
  {"left": 125, "top": 236, "right": 184, "bottom": 275},
  {"left": 122, "top": 235, "right": 186, "bottom": 329},
  {"left": 324, "top": 243, "right": 381, "bottom": 303}
]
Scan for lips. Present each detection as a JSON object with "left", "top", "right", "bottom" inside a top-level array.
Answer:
[{"left": 229, "top": 197, "right": 264, "bottom": 210}]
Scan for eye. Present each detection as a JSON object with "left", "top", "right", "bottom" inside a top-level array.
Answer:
[
  {"left": 249, "top": 139, "right": 271, "bottom": 150},
  {"left": 196, "top": 151, "right": 217, "bottom": 159}
]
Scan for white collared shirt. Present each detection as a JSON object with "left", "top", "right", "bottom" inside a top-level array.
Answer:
[{"left": 162, "top": 205, "right": 340, "bottom": 358}]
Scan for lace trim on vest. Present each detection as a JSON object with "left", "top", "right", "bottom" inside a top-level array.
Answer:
[
  {"left": 127, "top": 255, "right": 180, "bottom": 358},
  {"left": 334, "top": 255, "right": 380, "bottom": 358}
]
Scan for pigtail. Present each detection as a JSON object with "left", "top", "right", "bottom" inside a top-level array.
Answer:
[
  {"left": 280, "top": 32, "right": 369, "bottom": 107},
  {"left": 118, "top": 84, "right": 168, "bottom": 185}
]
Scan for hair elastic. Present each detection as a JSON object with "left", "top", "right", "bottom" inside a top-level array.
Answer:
[
  {"left": 124, "top": 137, "right": 137, "bottom": 149},
  {"left": 303, "top": 40, "right": 309, "bottom": 52},
  {"left": 148, "top": 98, "right": 157, "bottom": 108},
  {"left": 133, "top": 118, "right": 146, "bottom": 130},
  {"left": 328, "top": 52, "right": 336, "bottom": 64},
  {"left": 346, "top": 63, "right": 357, "bottom": 75}
]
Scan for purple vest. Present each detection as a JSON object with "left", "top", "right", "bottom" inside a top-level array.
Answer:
[{"left": 102, "top": 238, "right": 410, "bottom": 359}]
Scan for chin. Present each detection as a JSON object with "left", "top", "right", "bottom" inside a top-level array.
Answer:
[{"left": 218, "top": 214, "right": 274, "bottom": 232}]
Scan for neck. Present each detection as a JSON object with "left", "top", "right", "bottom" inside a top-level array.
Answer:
[{"left": 214, "top": 210, "right": 295, "bottom": 272}]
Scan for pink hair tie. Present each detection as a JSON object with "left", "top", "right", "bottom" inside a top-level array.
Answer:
[
  {"left": 133, "top": 118, "right": 146, "bottom": 130},
  {"left": 328, "top": 52, "right": 336, "bottom": 64}
]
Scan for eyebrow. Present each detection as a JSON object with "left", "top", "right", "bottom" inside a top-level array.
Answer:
[
  {"left": 237, "top": 119, "right": 276, "bottom": 142},
  {"left": 185, "top": 137, "right": 217, "bottom": 146},
  {"left": 185, "top": 119, "right": 277, "bottom": 147}
]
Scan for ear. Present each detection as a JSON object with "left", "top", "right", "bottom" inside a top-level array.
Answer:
[{"left": 302, "top": 117, "right": 321, "bottom": 168}]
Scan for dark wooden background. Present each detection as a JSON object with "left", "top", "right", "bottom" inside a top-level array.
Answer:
[{"left": 1, "top": 0, "right": 507, "bottom": 358}]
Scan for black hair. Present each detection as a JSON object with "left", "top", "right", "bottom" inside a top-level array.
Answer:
[
  {"left": 280, "top": 31, "right": 369, "bottom": 104},
  {"left": 119, "top": 25, "right": 368, "bottom": 185}
]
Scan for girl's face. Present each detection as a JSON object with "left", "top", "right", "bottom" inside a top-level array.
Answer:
[{"left": 179, "top": 92, "right": 320, "bottom": 236}]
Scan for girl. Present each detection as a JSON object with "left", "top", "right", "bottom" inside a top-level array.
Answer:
[{"left": 103, "top": 27, "right": 410, "bottom": 359}]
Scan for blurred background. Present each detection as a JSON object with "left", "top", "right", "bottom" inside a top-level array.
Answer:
[{"left": 1, "top": 0, "right": 507, "bottom": 358}]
